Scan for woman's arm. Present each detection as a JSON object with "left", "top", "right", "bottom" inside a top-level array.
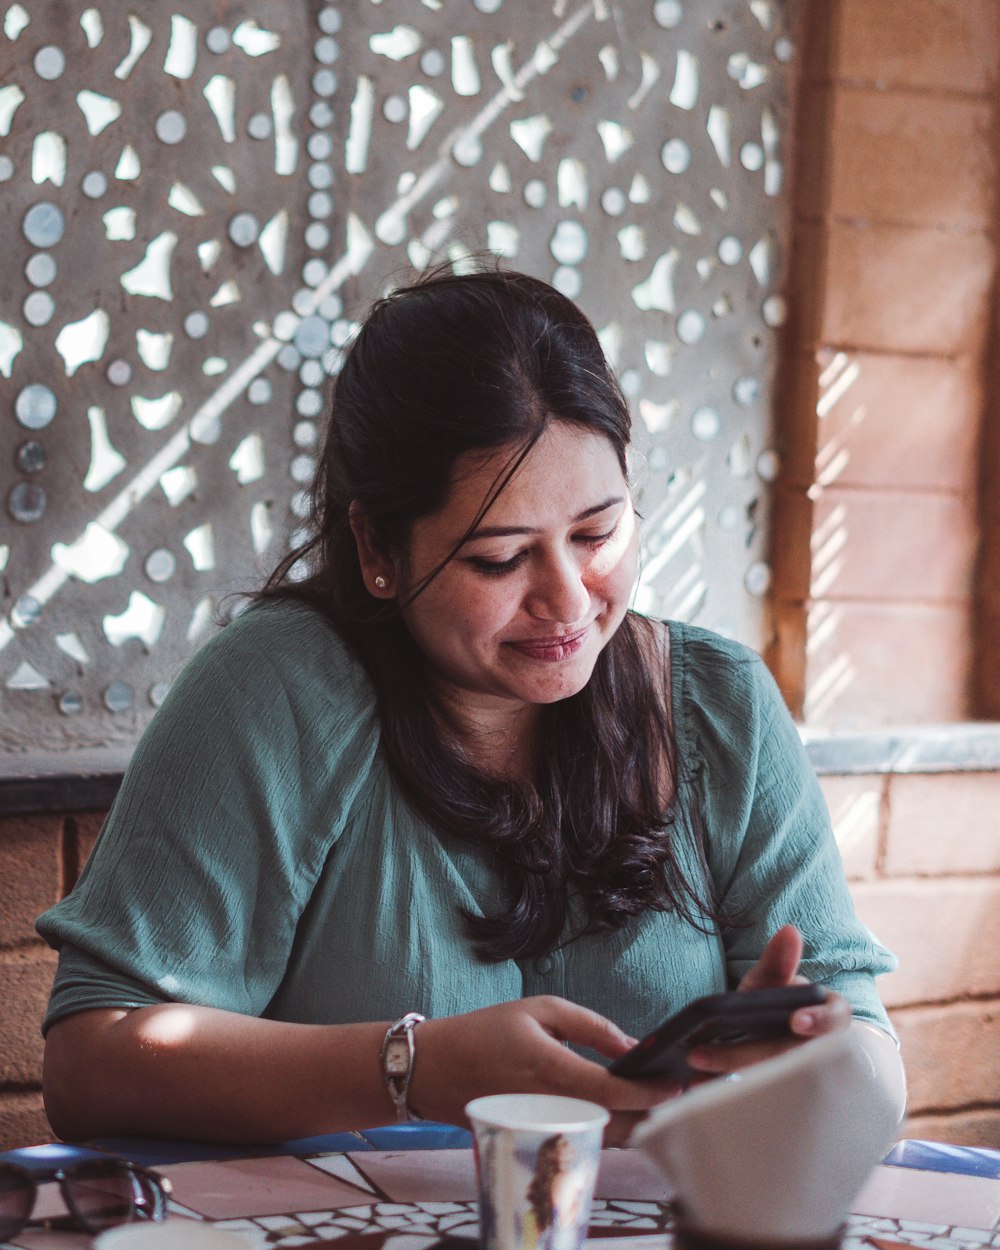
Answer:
[{"left": 43, "top": 996, "right": 683, "bottom": 1145}]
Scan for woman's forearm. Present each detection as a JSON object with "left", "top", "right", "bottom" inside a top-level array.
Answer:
[
  {"left": 43, "top": 1005, "right": 395, "bottom": 1144},
  {"left": 43, "top": 996, "right": 685, "bottom": 1146}
]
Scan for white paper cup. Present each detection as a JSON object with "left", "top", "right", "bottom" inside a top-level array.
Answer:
[{"left": 466, "top": 1094, "right": 609, "bottom": 1250}]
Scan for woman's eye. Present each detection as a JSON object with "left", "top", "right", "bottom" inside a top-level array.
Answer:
[
  {"left": 467, "top": 552, "right": 528, "bottom": 576},
  {"left": 576, "top": 522, "right": 619, "bottom": 548}
]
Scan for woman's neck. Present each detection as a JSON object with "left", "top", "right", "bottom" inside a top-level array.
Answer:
[{"left": 433, "top": 693, "right": 541, "bottom": 781}]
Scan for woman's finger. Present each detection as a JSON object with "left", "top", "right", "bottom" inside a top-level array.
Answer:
[
  {"left": 686, "top": 991, "right": 852, "bottom": 1075},
  {"left": 737, "top": 924, "right": 804, "bottom": 990}
]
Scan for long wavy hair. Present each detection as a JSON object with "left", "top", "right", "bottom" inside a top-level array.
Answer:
[{"left": 260, "top": 263, "right": 714, "bottom": 960}]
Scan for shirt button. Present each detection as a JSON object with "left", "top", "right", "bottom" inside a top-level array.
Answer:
[{"left": 536, "top": 956, "right": 553, "bottom": 975}]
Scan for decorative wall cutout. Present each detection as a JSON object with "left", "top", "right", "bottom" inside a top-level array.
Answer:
[{"left": 1, "top": 0, "right": 797, "bottom": 761}]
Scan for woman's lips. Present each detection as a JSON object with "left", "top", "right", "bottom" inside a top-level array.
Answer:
[{"left": 507, "top": 627, "right": 590, "bottom": 662}]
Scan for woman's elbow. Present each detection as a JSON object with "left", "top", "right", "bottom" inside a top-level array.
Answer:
[{"left": 42, "top": 1009, "right": 134, "bottom": 1141}]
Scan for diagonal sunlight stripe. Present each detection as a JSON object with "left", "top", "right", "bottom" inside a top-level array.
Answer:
[{"left": 0, "top": 1, "right": 598, "bottom": 659}]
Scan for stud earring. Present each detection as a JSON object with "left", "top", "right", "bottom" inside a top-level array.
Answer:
[{"left": 374, "top": 575, "right": 387, "bottom": 590}]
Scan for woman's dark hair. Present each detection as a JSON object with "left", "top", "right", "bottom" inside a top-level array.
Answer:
[{"left": 261, "top": 262, "right": 713, "bottom": 960}]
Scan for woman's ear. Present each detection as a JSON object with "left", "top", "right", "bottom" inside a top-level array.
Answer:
[{"left": 348, "top": 501, "right": 397, "bottom": 598}]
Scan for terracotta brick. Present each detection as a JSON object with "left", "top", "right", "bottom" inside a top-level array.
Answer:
[
  {"left": 802, "top": 601, "right": 972, "bottom": 728},
  {"left": 68, "top": 810, "right": 108, "bottom": 891},
  {"left": 796, "top": 0, "right": 838, "bottom": 87},
  {"left": 884, "top": 773, "right": 1000, "bottom": 877},
  {"left": 831, "top": 0, "right": 1000, "bottom": 95},
  {"left": 773, "top": 352, "right": 821, "bottom": 489},
  {"left": 807, "top": 351, "right": 980, "bottom": 494},
  {"left": 817, "top": 221, "right": 995, "bottom": 356},
  {"left": 902, "top": 1108, "right": 1000, "bottom": 1150},
  {"left": 765, "top": 599, "right": 808, "bottom": 720},
  {"left": 791, "top": 85, "right": 834, "bottom": 220},
  {"left": 851, "top": 878, "right": 1000, "bottom": 1007},
  {"left": 0, "top": 815, "right": 63, "bottom": 947},
  {"left": 768, "top": 485, "right": 814, "bottom": 602},
  {"left": 972, "top": 602, "right": 1000, "bottom": 721},
  {"left": 808, "top": 487, "right": 977, "bottom": 603},
  {"left": 0, "top": 1090, "right": 52, "bottom": 1152},
  {"left": 793, "top": 76, "right": 998, "bottom": 230},
  {"left": 973, "top": 528, "right": 1000, "bottom": 609},
  {"left": 818, "top": 774, "right": 882, "bottom": 880},
  {"left": 822, "top": 88, "right": 996, "bottom": 229},
  {"left": 0, "top": 947, "right": 57, "bottom": 1084},
  {"left": 892, "top": 999, "right": 1000, "bottom": 1113},
  {"left": 783, "top": 220, "right": 829, "bottom": 352}
]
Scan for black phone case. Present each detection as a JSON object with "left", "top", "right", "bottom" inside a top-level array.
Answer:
[{"left": 608, "top": 984, "right": 828, "bottom": 1081}]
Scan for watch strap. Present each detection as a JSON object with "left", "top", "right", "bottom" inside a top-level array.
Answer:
[{"left": 381, "top": 1012, "right": 426, "bottom": 1123}]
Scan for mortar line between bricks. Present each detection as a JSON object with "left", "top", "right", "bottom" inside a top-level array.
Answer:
[
  {"left": 891, "top": 993, "right": 1000, "bottom": 1012},
  {"left": 877, "top": 870, "right": 1000, "bottom": 880},
  {"left": 0, "top": 940, "right": 55, "bottom": 959},
  {"left": 905, "top": 1099, "right": 1000, "bottom": 1118}
]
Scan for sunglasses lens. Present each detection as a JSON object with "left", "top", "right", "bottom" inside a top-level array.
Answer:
[
  {"left": 64, "top": 1162, "right": 150, "bottom": 1232},
  {"left": 0, "top": 1167, "right": 34, "bottom": 1240}
]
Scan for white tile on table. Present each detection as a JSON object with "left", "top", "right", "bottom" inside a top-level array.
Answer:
[
  {"left": 346, "top": 1149, "right": 478, "bottom": 1203},
  {"left": 306, "top": 1153, "right": 381, "bottom": 1196},
  {"left": 595, "top": 1150, "right": 673, "bottom": 1202},
  {"left": 853, "top": 1164, "right": 1000, "bottom": 1231},
  {"left": 605, "top": 1201, "right": 664, "bottom": 1215},
  {"left": 165, "top": 1154, "right": 374, "bottom": 1219}
]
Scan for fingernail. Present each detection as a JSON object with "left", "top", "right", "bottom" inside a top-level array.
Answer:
[{"left": 793, "top": 1012, "right": 814, "bottom": 1034}]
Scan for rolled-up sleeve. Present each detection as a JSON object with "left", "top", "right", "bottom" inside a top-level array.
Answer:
[{"left": 37, "top": 601, "right": 380, "bottom": 1032}]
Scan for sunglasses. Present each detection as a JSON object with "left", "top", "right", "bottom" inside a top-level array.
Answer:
[{"left": 0, "top": 1157, "right": 171, "bottom": 1239}]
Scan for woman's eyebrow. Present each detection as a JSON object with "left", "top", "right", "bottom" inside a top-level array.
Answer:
[{"left": 464, "top": 495, "right": 625, "bottom": 541}]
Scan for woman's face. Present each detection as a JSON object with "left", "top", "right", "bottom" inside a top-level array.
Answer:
[{"left": 394, "top": 421, "right": 640, "bottom": 722}]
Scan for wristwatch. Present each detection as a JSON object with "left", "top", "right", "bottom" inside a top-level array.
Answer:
[{"left": 381, "top": 1012, "right": 426, "bottom": 1122}]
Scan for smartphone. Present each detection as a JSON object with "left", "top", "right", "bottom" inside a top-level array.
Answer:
[{"left": 608, "top": 984, "right": 828, "bottom": 1082}]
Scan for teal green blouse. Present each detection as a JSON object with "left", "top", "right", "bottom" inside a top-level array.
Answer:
[{"left": 37, "top": 600, "right": 896, "bottom": 1040}]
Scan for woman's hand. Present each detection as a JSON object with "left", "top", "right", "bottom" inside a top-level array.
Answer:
[
  {"left": 409, "top": 995, "right": 683, "bottom": 1144},
  {"left": 683, "top": 925, "right": 851, "bottom": 1079}
]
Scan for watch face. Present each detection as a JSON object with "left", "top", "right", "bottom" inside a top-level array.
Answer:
[{"left": 385, "top": 1037, "right": 410, "bottom": 1076}]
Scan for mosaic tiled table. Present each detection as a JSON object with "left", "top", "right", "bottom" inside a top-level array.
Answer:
[{"left": 3, "top": 1133, "right": 999, "bottom": 1250}]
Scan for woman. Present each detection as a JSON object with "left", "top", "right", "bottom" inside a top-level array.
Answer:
[{"left": 38, "top": 266, "right": 904, "bottom": 1144}]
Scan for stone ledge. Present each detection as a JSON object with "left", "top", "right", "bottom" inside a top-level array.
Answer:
[
  {"left": 0, "top": 747, "right": 131, "bottom": 816},
  {"left": 802, "top": 722, "right": 1000, "bottom": 776}
]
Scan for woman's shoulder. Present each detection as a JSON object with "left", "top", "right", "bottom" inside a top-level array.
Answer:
[
  {"left": 193, "top": 596, "right": 361, "bottom": 679},
  {"left": 631, "top": 613, "right": 764, "bottom": 688},
  {"left": 666, "top": 617, "right": 763, "bottom": 669},
  {"left": 161, "top": 595, "right": 374, "bottom": 726},
  {"left": 655, "top": 617, "right": 783, "bottom": 762},
  {"left": 130, "top": 596, "right": 379, "bottom": 789}
]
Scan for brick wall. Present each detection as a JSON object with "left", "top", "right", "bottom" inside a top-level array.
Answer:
[
  {"left": 823, "top": 770, "right": 1000, "bottom": 1146},
  {"left": 0, "top": 811, "right": 102, "bottom": 1150},
  {"left": 768, "top": 0, "right": 1000, "bottom": 1148},
  {"left": 770, "top": 0, "right": 1000, "bottom": 726}
]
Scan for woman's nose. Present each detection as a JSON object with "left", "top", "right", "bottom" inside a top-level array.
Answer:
[{"left": 526, "top": 552, "right": 591, "bottom": 623}]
